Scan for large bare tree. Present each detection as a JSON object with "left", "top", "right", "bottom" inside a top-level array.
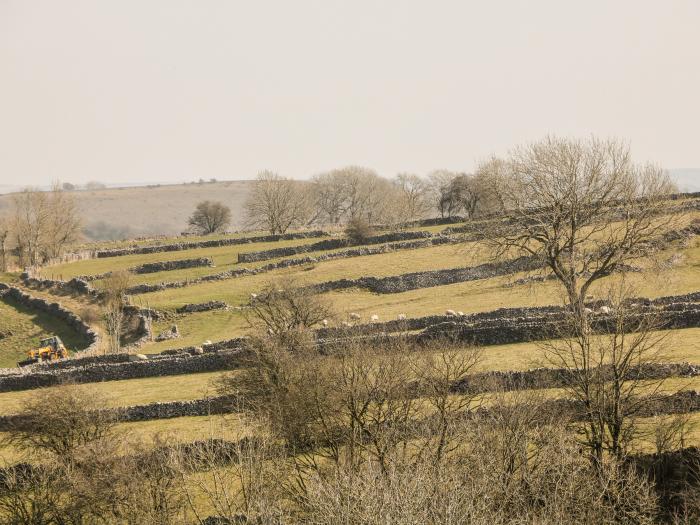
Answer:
[
  {"left": 10, "top": 184, "right": 82, "bottom": 266},
  {"left": 479, "top": 136, "right": 676, "bottom": 314},
  {"left": 0, "top": 216, "right": 9, "bottom": 272},
  {"left": 245, "top": 171, "right": 312, "bottom": 234}
]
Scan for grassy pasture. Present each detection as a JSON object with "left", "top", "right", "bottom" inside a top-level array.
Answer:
[
  {"left": 0, "top": 297, "right": 88, "bottom": 369},
  {"left": 44, "top": 236, "right": 335, "bottom": 280},
  {"left": 0, "top": 371, "right": 231, "bottom": 416}
]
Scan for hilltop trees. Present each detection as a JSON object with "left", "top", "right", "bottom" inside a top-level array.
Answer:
[
  {"left": 0, "top": 216, "right": 9, "bottom": 272},
  {"left": 188, "top": 200, "right": 232, "bottom": 234},
  {"left": 245, "top": 171, "right": 313, "bottom": 234}
]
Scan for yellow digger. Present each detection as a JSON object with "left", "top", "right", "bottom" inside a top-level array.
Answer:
[{"left": 18, "top": 336, "right": 69, "bottom": 367}]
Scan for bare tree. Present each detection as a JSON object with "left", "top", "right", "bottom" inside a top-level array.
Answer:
[
  {"left": 479, "top": 136, "right": 676, "bottom": 315},
  {"left": 10, "top": 188, "right": 50, "bottom": 266},
  {"left": 43, "top": 182, "right": 82, "bottom": 260},
  {"left": 9, "top": 184, "right": 81, "bottom": 266},
  {"left": 543, "top": 284, "right": 672, "bottom": 463},
  {"left": 101, "top": 270, "right": 131, "bottom": 354},
  {"left": 311, "top": 170, "right": 349, "bottom": 225},
  {"left": 188, "top": 200, "right": 231, "bottom": 234},
  {"left": 391, "top": 173, "right": 431, "bottom": 225},
  {"left": 427, "top": 169, "right": 461, "bottom": 218},
  {"left": 245, "top": 171, "right": 312, "bottom": 234},
  {"left": 1, "top": 384, "right": 117, "bottom": 458},
  {"left": 0, "top": 215, "right": 9, "bottom": 272}
]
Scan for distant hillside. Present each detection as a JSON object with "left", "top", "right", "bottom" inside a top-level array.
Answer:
[
  {"left": 670, "top": 169, "right": 700, "bottom": 192},
  {"left": 0, "top": 180, "right": 254, "bottom": 240}
]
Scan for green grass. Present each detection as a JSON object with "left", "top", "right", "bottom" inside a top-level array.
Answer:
[
  {"left": 0, "top": 296, "right": 89, "bottom": 369},
  {"left": 45, "top": 235, "right": 335, "bottom": 280},
  {"left": 0, "top": 371, "right": 231, "bottom": 416}
]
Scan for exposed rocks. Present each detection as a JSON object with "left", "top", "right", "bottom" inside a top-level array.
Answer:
[{"left": 155, "top": 325, "right": 180, "bottom": 342}]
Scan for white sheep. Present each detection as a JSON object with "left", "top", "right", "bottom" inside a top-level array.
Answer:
[
  {"left": 583, "top": 308, "right": 593, "bottom": 315},
  {"left": 203, "top": 340, "right": 212, "bottom": 346},
  {"left": 598, "top": 306, "right": 611, "bottom": 315},
  {"left": 349, "top": 312, "right": 361, "bottom": 320},
  {"left": 397, "top": 313, "right": 407, "bottom": 321},
  {"left": 250, "top": 293, "right": 258, "bottom": 300},
  {"left": 321, "top": 319, "right": 329, "bottom": 327},
  {"left": 370, "top": 314, "right": 379, "bottom": 322},
  {"left": 445, "top": 309, "right": 457, "bottom": 317},
  {"left": 457, "top": 311, "right": 464, "bottom": 316}
]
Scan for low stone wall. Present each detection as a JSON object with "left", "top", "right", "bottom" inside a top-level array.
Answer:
[
  {"left": 237, "top": 230, "right": 433, "bottom": 263},
  {"left": 176, "top": 301, "right": 229, "bottom": 314},
  {"left": 21, "top": 273, "right": 102, "bottom": 299},
  {"left": 125, "top": 236, "right": 458, "bottom": 295},
  {"left": 81, "top": 257, "right": 214, "bottom": 281},
  {"left": 95, "top": 230, "right": 328, "bottom": 258},
  {"left": 308, "top": 255, "right": 544, "bottom": 295},
  {"left": 0, "top": 349, "right": 249, "bottom": 393},
  {"left": 0, "top": 283, "right": 100, "bottom": 355}
]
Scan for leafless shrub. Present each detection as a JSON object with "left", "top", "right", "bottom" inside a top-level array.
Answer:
[
  {"left": 344, "top": 217, "right": 374, "bottom": 245},
  {"left": 101, "top": 269, "right": 131, "bottom": 354},
  {"left": 1, "top": 384, "right": 117, "bottom": 459}
]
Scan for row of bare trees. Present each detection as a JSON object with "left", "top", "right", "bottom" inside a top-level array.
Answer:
[
  {"left": 0, "top": 184, "right": 82, "bottom": 270},
  {"left": 242, "top": 167, "right": 500, "bottom": 235}
]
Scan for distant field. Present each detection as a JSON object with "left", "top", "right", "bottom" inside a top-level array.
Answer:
[{"left": 0, "top": 180, "right": 255, "bottom": 240}]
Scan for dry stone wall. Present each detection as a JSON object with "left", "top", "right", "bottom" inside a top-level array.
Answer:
[
  {"left": 308, "top": 255, "right": 544, "bottom": 294},
  {"left": 95, "top": 230, "right": 328, "bottom": 258},
  {"left": 237, "top": 230, "right": 433, "bottom": 263},
  {"left": 0, "top": 283, "right": 100, "bottom": 355}
]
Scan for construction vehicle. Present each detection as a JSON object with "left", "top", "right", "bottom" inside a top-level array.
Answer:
[{"left": 18, "top": 336, "right": 69, "bottom": 367}]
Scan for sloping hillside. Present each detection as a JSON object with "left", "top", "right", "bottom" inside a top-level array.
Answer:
[{"left": 0, "top": 180, "right": 254, "bottom": 240}]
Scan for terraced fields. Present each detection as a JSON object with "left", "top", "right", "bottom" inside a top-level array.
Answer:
[{"left": 1, "top": 200, "right": 700, "bottom": 473}]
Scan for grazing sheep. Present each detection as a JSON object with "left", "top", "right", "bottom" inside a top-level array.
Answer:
[
  {"left": 349, "top": 312, "right": 361, "bottom": 320},
  {"left": 321, "top": 319, "right": 329, "bottom": 327},
  {"left": 457, "top": 311, "right": 464, "bottom": 316},
  {"left": 445, "top": 309, "right": 457, "bottom": 317},
  {"left": 598, "top": 306, "right": 611, "bottom": 314},
  {"left": 397, "top": 313, "right": 407, "bottom": 321},
  {"left": 370, "top": 314, "right": 379, "bottom": 322},
  {"left": 250, "top": 293, "right": 258, "bottom": 300},
  {"left": 203, "top": 340, "right": 212, "bottom": 345},
  {"left": 584, "top": 308, "right": 593, "bottom": 315}
]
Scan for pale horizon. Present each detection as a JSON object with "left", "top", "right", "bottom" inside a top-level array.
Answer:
[{"left": 1, "top": 0, "right": 699, "bottom": 188}]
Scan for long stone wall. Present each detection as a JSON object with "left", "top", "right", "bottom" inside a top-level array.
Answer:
[
  {"left": 124, "top": 236, "right": 458, "bottom": 295},
  {"left": 95, "top": 230, "right": 329, "bottom": 258},
  {"left": 0, "top": 349, "right": 249, "bottom": 393},
  {"left": 308, "top": 255, "right": 544, "bottom": 295},
  {"left": 81, "top": 257, "right": 214, "bottom": 281},
  {"left": 0, "top": 283, "right": 100, "bottom": 355},
  {"left": 237, "top": 231, "right": 433, "bottom": 263}
]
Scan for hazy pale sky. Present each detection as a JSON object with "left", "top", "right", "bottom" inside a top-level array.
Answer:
[{"left": 1, "top": 0, "right": 699, "bottom": 186}]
